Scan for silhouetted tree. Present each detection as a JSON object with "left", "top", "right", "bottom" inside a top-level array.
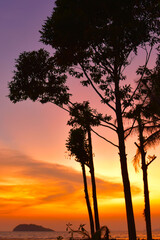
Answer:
[
  {"left": 66, "top": 127, "right": 95, "bottom": 237},
  {"left": 125, "top": 87, "right": 160, "bottom": 240},
  {"left": 130, "top": 56, "right": 160, "bottom": 239},
  {"left": 127, "top": 107, "right": 154, "bottom": 240},
  {"left": 136, "top": 114, "right": 154, "bottom": 240},
  {"left": 8, "top": 1, "right": 160, "bottom": 239},
  {"left": 68, "top": 102, "right": 101, "bottom": 232}
]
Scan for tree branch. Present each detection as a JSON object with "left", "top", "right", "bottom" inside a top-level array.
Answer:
[
  {"left": 99, "top": 123, "right": 117, "bottom": 132},
  {"left": 91, "top": 128, "right": 118, "bottom": 148},
  {"left": 124, "top": 118, "right": 137, "bottom": 139},
  {"left": 134, "top": 142, "right": 140, "bottom": 149},
  {"left": 122, "top": 45, "right": 153, "bottom": 114},
  {"left": 92, "top": 46, "right": 114, "bottom": 73},
  {"left": 147, "top": 156, "right": 156, "bottom": 167},
  {"left": 80, "top": 63, "right": 116, "bottom": 112},
  {"left": 50, "top": 101, "right": 70, "bottom": 113}
]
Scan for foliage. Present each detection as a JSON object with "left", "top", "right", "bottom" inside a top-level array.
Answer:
[
  {"left": 139, "top": 53, "right": 160, "bottom": 117},
  {"left": 40, "top": 0, "right": 160, "bottom": 67},
  {"left": 66, "top": 223, "right": 90, "bottom": 239},
  {"left": 68, "top": 102, "right": 105, "bottom": 129},
  {"left": 9, "top": 49, "right": 70, "bottom": 106},
  {"left": 66, "top": 127, "right": 90, "bottom": 166},
  {"left": 66, "top": 102, "right": 101, "bottom": 233},
  {"left": 66, "top": 223, "right": 111, "bottom": 240}
]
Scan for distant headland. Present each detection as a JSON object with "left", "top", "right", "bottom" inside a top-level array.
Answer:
[{"left": 13, "top": 224, "right": 54, "bottom": 232}]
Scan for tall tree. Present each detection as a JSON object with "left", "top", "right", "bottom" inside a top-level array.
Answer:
[
  {"left": 68, "top": 102, "right": 101, "bottom": 232},
  {"left": 66, "top": 127, "right": 95, "bottom": 238},
  {"left": 136, "top": 114, "right": 153, "bottom": 240},
  {"left": 125, "top": 68, "right": 160, "bottom": 239},
  {"left": 126, "top": 107, "right": 155, "bottom": 240},
  {"left": 129, "top": 55, "right": 160, "bottom": 239}
]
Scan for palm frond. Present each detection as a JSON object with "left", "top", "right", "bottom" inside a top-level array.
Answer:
[
  {"left": 143, "top": 124, "right": 160, "bottom": 135},
  {"left": 132, "top": 147, "right": 141, "bottom": 172},
  {"left": 144, "top": 129, "right": 160, "bottom": 149}
]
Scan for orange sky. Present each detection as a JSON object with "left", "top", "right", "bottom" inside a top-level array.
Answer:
[
  {"left": 0, "top": 0, "right": 160, "bottom": 234},
  {"left": 0, "top": 100, "right": 160, "bottom": 232}
]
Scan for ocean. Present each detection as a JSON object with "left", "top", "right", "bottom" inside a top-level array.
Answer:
[{"left": 0, "top": 231, "right": 160, "bottom": 240}]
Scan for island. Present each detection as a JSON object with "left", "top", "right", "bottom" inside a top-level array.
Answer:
[{"left": 13, "top": 224, "right": 54, "bottom": 232}]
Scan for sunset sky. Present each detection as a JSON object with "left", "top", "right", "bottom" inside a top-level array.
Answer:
[{"left": 0, "top": 0, "right": 160, "bottom": 233}]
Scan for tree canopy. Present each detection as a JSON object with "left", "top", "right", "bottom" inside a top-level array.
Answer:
[
  {"left": 40, "top": 0, "right": 159, "bottom": 67},
  {"left": 9, "top": 49, "right": 70, "bottom": 106}
]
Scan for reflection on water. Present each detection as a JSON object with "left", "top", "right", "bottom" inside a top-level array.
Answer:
[
  {"left": 0, "top": 231, "right": 70, "bottom": 239},
  {"left": 0, "top": 231, "right": 160, "bottom": 240}
]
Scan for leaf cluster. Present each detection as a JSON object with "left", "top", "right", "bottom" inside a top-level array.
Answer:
[
  {"left": 66, "top": 127, "right": 90, "bottom": 165},
  {"left": 135, "top": 53, "right": 160, "bottom": 118},
  {"left": 9, "top": 49, "right": 71, "bottom": 106},
  {"left": 40, "top": 0, "right": 160, "bottom": 68},
  {"left": 68, "top": 101, "right": 110, "bottom": 129}
]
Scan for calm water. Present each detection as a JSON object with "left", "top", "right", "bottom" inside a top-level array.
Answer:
[{"left": 0, "top": 231, "right": 160, "bottom": 240}]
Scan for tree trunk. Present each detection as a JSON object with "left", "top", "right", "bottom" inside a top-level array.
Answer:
[
  {"left": 87, "top": 126, "right": 100, "bottom": 232},
  {"left": 114, "top": 74, "right": 137, "bottom": 240},
  {"left": 138, "top": 116, "right": 152, "bottom": 240},
  {"left": 81, "top": 163, "right": 95, "bottom": 238}
]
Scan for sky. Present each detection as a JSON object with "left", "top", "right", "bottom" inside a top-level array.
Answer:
[{"left": 0, "top": 0, "right": 160, "bottom": 233}]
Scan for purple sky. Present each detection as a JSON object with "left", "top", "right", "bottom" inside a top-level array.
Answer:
[
  {"left": 0, "top": 0, "right": 54, "bottom": 94},
  {"left": 0, "top": 1, "right": 64, "bottom": 157}
]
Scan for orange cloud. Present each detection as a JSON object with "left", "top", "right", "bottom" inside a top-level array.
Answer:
[{"left": 0, "top": 147, "right": 141, "bottom": 219}]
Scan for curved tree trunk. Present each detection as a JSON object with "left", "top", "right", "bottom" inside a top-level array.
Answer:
[
  {"left": 114, "top": 75, "right": 137, "bottom": 240},
  {"left": 87, "top": 126, "right": 100, "bottom": 232},
  {"left": 138, "top": 116, "right": 152, "bottom": 240},
  {"left": 81, "top": 163, "right": 95, "bottom": 238}
]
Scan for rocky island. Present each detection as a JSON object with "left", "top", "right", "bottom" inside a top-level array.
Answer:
[{"left": 13, "top": 224, "right": 54, "bottom": 232}]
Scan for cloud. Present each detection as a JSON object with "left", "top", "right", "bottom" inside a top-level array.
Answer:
[
  {"left": 96, "top": 178, "right": 141, "bottom": 199},
  {"left": 0, "top": 148, "right": 82, "bottom": 183},
  {"left": 0, "top": 147, "right": 141, "bottom": 215}
]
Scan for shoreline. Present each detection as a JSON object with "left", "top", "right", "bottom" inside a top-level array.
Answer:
[{"left": 0, "top": 237, "right": 159, "bottom": 240}]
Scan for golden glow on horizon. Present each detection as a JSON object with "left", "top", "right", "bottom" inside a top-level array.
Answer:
[{"left": 0, "top": 144, "right": 159, "bottom": 231}]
